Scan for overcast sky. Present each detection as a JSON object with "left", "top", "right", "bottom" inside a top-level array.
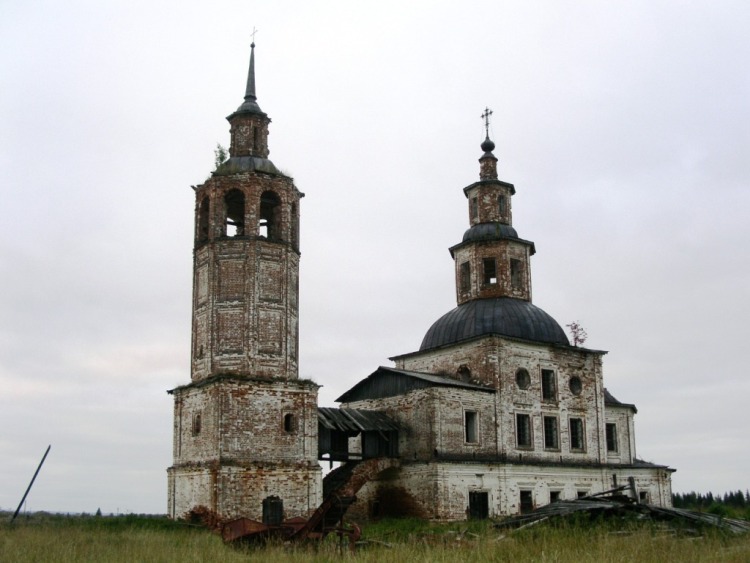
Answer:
[{"left": 2, "top": 0, "right": 749, "bottom": 515}]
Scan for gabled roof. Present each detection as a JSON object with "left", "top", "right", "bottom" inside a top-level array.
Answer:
[
  {"left": 336, "top": 366, "right": 495, "bottom": 403},
  {"left": 604, "top": 388, "right": 638, "bottom": 413},
  {"left": 317, "top": 407, "right": 400, "bottom": 433}
]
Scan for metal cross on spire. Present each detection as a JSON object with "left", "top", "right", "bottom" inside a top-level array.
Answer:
[
  {"left": 481, "top": 107, "right": 493, "bottom": 138},
  {"left": 251, "top": 26, "right": 259, "bottom": 45}
]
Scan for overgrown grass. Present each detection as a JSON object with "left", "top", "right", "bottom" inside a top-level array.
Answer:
[{"left": 2, "top": 513, "right": 749, "bottom": 562}]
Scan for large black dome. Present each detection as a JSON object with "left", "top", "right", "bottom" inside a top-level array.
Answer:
[{"left": 420, "top": 298, "right": 569, "bottom": 350}]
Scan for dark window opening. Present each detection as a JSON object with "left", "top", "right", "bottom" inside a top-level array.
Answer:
[
  {"left": 543, "top": 416, "right": 559, "bottom": 449},
  {"left": 470, "top": 197, "right": 478, "bottom": 220},
  {"left": 516, "top": 413, "right": 532, "bottom": 448},
  {"left": 498, "top": 194, "right": 507, "bottom": 221},
  {"left": 460, "top": 262, "right": 471, "bottom": 293},
  {"left": 569, "top": 376, "right": 583, "bottom": 396},
  {"left": 371, "top": 499, "right": 381, "bottom": 518},
  {"left": 639, "top": 491, "right": 649, "bottom": 503},
  {"left": 465, "top": 411, "right": 478, "bottom": 443},
  {"left": 253, "top": 126, "right": 260, "bottom": 153},
  {"left": 515, "top": 368, "right": 530, "bottom": 390},
  {"left": 606, "top": 423, "right": 619, "bottom": 453},
  {"left": 542, "top": 369, "right": 556, "bottom": 401},
  {"left": 570, "top": 418, "right": 585, "bottom": 451},
  {"left": 192, "top": 413, "right": 202, "bottom": 436},
  {"left": 483, "top": 258, "right": 497, "bottom": 285},
  {"left": 510, "top": 258, "right": 523, "bottom": 290},
  {"left": 550, "top": 490, "right": 561, "bottom": 503},
  {"left": 520, "top": 490, "right": 533, "bottom": 514},
  {"left": 469, "top": 491, "right": 489, "bottom": 519},
  {"left": 577, "top": 491, "right": 588, "bottom": 499},
  {"left": 224, "top": 189, "right": 245, "bottom": 236},
  {"left": 198, "top": 197, "right": 210, "bottom": 242},
  {"left": 456, "top": 364, "right": 471, "bottom": 382},
  {"left": 259, "top": 191, "right": 281, "bottom": 239},
  {"left": 284, "top": 413, "right": 296, "bottom": 433}
]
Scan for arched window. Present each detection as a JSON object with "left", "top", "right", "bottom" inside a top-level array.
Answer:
[
  {"left": 224, "top": 189, "right": 245, "bottom": 236},
  {"left": 192, "top": 413, "right": 202, "bottom": 436},
  {"left": 197, "top": 197, "right": 210, "bottom": 242},
  {"left": 456, "top": 365, "right": 472, "bottom": 382},
  {"left": 259, "top": 191, "right": 281, "bottom": 239}
]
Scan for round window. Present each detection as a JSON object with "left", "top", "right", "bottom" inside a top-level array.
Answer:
[
  {"left": 515, "top": 368, "right": 530, "bottom": 390},
  {"left": 569, "top": 376, "right": 583, "bottom": 396}
]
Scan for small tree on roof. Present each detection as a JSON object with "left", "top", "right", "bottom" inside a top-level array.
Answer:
[{"left": 566, "top": 321, "right": 588, "bottom": 347}]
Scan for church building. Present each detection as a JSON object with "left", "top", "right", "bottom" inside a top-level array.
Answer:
[{"left": 167, "top": 43, "right": 674, "bottom": 522}]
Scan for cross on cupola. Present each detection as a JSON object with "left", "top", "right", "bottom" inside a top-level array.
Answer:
[
  {"left": 479, "top": 106, "right": 498, "bottom": 179},
  {"left": 481, "top": 107, "right": 493, "bottom": 137}
]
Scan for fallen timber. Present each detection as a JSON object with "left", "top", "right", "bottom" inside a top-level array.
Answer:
[
  {"left": 496, "top": 486, "right": 750, "bottom": 535},
  {"left": 220, "top": 457, "right": 399, "bottom": 549}
]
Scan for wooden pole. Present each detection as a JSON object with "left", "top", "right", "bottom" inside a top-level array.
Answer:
[{"left": 11, "top": 445, "right": 51, "bottom": 523}]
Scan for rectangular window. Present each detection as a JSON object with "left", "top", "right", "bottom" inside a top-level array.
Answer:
[
  {"left": 542, "top": 369, "right": 556, "bottom": 401},
  {"left": 471, "top": 197, "right": 478, "bottom": 220},
  {"left": 482, "top": 258, "right": 497, "bottom": 284},
  {"left": 569, "top": 418, "right": 585, "bottom": 451},
  {"left": 460, "top": 262, "right": 471, "bottom": 293},
  {"left": 498, "top": 194, "right": 507, "bottom": 217},
  {"left": 520, "top": 490, "right": 534, "bottom": 514},
  {"left": 606, "top": 423, "right": 619, "bottom": 453},
  {"left": 510, "top": 258, "right": 523, "bottom": 289},
  {"left": 516, "top": 413, "right": 532, "bottom": 448},
  {"left": 549, "top": 490, "right": 561, "bottom": 503},
  {"left": 543, "top": 416, "right": 559, "bottom": 449},
  {"left": 465, "top": 411, "right": 478, "bottom": 443},
  {"left": 577, "top": 491, "right": 588, "bottom": 499}
]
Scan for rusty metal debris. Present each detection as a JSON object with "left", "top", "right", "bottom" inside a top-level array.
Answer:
[
  {"left": 495, "top": 486, "right": 750, "bottom": 535},
  {"left": 220, "top": 458, "right": 399, "bottom": 550}
]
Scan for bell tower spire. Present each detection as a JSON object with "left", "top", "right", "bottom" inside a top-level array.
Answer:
[{"left": 227, "top": 40, "right": 270, "bottom": 159}]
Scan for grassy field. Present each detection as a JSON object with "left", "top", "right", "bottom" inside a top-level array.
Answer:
[{"left": 2, "top": 513, "right": 749, "bottom": 562}]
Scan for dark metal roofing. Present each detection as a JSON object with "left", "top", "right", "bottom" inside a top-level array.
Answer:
[
  {"left": 420, "top": 297, "right": 569, "bottom": 351},
  {"left": 604, "top": 388, "right": 638, "bottom": 413},
  {"left": 317, "top": 407, "right": 400, "bottom": 433},
  {"left": 462, "top": 222, "right": 518, "bottom": 242},
  {"left": 450, "top": 223, "right": 536, "bottom": 256},
  {"left": 336, "top": 366, "right": 495, "bottom": 403},
  {"left": 213, "top": 156, "right": 284, "bottom": 177}
]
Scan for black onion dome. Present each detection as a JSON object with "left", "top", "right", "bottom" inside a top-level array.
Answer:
[
  {"left": 481, "top": 136, "right": 495, "bottom": 153},
  {"left": 420, "top": 297, "right": 569, "bottom": 350},
  {"left": 463, "top": 222, "right": 518, "bottom": 243}
]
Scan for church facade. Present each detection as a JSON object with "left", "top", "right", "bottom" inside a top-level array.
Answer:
[{"left": 167, "top": 44, "right": 673, "bottom": 522}]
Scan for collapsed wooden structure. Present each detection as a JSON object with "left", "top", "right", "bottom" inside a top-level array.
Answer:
[{"left": 495, "top": 485, "right": 750, "bottom": 535}]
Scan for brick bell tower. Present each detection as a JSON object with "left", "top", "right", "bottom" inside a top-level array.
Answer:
[{"left": 167, "top": 42, "right": 321, "bottom": 521}]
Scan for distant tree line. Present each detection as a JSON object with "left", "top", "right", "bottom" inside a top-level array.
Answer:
[{"left": 673, "top": 490, "right": 750, "bottom": 519}]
